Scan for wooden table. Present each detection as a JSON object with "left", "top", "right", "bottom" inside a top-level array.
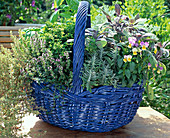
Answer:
[{"left": 21, "top": 107, "right": 170, "bottom": 138}]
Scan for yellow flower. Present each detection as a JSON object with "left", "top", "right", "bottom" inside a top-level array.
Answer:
[
  {"left": 123, "top": 55, "right": 132, "bottom": 62},
  {"left": 132, "top": 48, "right": 138, "bottom": 55},
  {"left": 153, "top": 68, "right": 156, "bottom": 71},
  {"left": 123, "top": 58, "right": 127, "bottom": 63},
  {"left": 157, "top": 70, "right": 160, "bottom": 74},
  {"left": 142, "top": 45, "right": 146, "bottom": 50},
  {"left": 154, "top": 47, "right": 157, "bottom": 54},
  {"left": 127, "top": 55, "right": 132, "bottom": 62},
  {"left": 123, "top": 55, "right": 128, "bottom": 63},
  {"left": 140, "top": 41, "right": 149, "bottom": 50},
  {"left": 128, "top": 43, "right": 132, "bottom": 48}
]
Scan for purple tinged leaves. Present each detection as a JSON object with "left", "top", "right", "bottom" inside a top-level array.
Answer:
[
  {"left": 115, "top": 4, "right": 121, "bottom": 16},
  {"left": 101, "top": 9, "right": 112, "bottom": 22},
  {"left": 135, "top": 13, "right": 140, "bottom": 20}
]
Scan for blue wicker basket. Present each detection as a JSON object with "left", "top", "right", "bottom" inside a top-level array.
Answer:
[{"left": 31, "top": 1, "right": 145, "bottom": 133}]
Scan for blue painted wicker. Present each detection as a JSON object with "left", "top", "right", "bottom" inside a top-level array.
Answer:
[{"left": 31, "top": 1, "right": 145, "bottom": 133}]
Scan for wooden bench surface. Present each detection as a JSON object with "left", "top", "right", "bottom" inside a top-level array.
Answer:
[
  {"left": 0, "top": 25, "right": 42, "bottom": 50},
  {"left": 20, "top": 107, "right": 170, "bottom": 138}
]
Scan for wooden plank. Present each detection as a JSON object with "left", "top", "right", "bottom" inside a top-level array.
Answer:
[
  {"left": 15, "top": 23, "right": 45, "bottom": 27},
  {"left": 0, "top": 25, "right": 43, "bottom": 31},
  {"left": 0, "top": 31, "right": 19, "bottom": 36},
  {"left": 0, "top": 38, "right": 13, "bottom": 43},
  {"left": 0, "top": 43, "right": 12, "bottom": 48},
  {"left": 0, "top": 26, "right": 26, "bottom": 31}
]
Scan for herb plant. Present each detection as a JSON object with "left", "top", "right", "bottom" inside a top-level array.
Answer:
[
  {"left": 81, "top": 4, "right": 169, "bottom": 96},
  {"left": 24, "top": 21, "right": 75, "bottom": 90}
]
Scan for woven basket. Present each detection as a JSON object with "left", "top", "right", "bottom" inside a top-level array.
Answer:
[{"left": 31, "top": 1, "right": 145, "bottom": 132}]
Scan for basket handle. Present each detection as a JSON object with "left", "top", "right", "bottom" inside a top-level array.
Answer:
[{"left": 73, "top": 1, "right": 91, "bottom": 95}]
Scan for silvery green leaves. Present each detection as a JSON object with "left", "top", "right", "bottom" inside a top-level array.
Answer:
[
  {"left": 158, "top": 41, "right": 170, "bottom": 57},
  {"left": 85, "top": 28, "right": 108, "bottom": 49},
  {"left": 81, "top": 49, "right": 118, "bottom": 92}
]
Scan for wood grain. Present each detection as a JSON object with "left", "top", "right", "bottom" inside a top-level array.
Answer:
[
  {"left": 0, "top": 31, "right": 19, "bottom": 36},
  {"left": 0, "top": 38, "right": 13, "bottom": 43},
  {"left": 0, "top": 43, "right": 12, "bottom": 48}
]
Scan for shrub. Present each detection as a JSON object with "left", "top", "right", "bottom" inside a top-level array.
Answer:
[
  {"left": 0, "top": 32, "right": 38, "bottom": 137},
  {"left": 122, "top": 0, "right": 170, "bottom": 43}
]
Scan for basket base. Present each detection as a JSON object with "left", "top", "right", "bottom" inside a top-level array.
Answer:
[
  {"left": 31, "top": 81, "right": 144, "bottom": 133},
  {"left": 39, "top": 115, "right": 135, "bottom": 132}
]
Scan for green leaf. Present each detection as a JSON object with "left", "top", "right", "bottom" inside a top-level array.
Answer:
[
  {"left": 118, "top": 70, "right": 123, "bottom": 74},
  {"left": 145, "top": 50, "right": 158, "bottom": 67},
  {"left": 135, "top": 18, "right": 147, "bottom": 25},
  {"left": 66, "top": 0, "right": 79, "bottom": 10},
  {"left": 19, "top": 16, "right": 24, "bottom": 20},
  {"left": 60, "top": 12, "right": 72, "bottom": 18},
  {"left": 117, "top": 58, "right": 123, "bottom": 68},
  {"left": 125, "top": 69, "right": 131, "bottom": 79},
  {"left": 50, "top": 10, "right": 60, "bottom": 23},
  {"left": 130, "top": 62, "right": 135, "bottom": 72},
  {"left": 159, "top": 62, "right": 166, "bottom": 75},
  {"left": 132, "top": 75, "right": 137, "bottom": 81},
  {"left": 122, "top": 79, "right": 126, "bottom": 87},
  {"left": 147, "top": 85, "right": 154, "bottom": 100},
  {"left": 138, "top": 65, "right": 142, "bottom": 73},
  {"left": 54, "top": 0, "right": 64, "bottom": 8},
  {"left": 96, "top": 38, "right": 107, "bottom": 48},
  {"left": 128, "top": 80, "right": 134, "bottom": 87}
]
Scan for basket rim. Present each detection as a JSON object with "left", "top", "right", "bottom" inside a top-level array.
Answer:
[{"left": 32, "top": 81, "right": 144, "bottom": 102}]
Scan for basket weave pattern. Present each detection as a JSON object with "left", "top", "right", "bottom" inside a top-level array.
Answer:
[
  {"left": 31, "top": 1, "right": 145, "bottom": 132},
  {"left": 32, "top": 82, "right": 144, "bottom": 132}
]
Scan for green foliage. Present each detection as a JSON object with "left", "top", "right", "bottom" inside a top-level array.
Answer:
[
  {"left": 0, "top": 0, "right": 54, "bottom": 25},
  {"left": 0, "top": 32, "right": 38, "bottom": 137},
  {"left": 123, "top": 0, "right": 170, "bottom": 43},
  {"left": 50, "top": 0, "right": 79, "bottom": 23},
  {"left": 81, "top": 48, "right": 118, "bottom": 92}
]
